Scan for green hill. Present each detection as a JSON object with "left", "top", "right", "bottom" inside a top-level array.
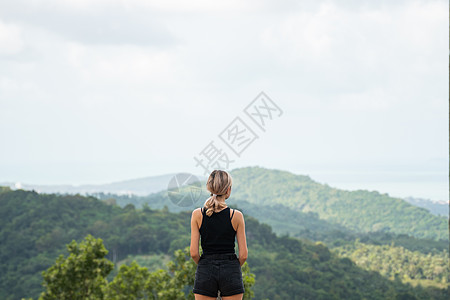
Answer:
[
  {"left": 1, "top": 188, "right": 447, "bottom": 299},
  {"left": 98, "top": 191, "right": 448, "bottom": 255},
  {"left": 96, "top": 166, "right": 447, "bottom": 242},
  {"left": 228, "top": 166, "right": 448, "bottom": 241}
]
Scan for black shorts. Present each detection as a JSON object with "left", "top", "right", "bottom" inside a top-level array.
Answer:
[{"left": 193, "top": 253, "right": 245, "bottom": 297}]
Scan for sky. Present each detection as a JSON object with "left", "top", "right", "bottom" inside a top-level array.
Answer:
[{"left": 0, "top": 0, "right": 448, "bottom": 201}]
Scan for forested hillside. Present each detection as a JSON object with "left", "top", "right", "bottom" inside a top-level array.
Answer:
[
  {"left": 95, "top": 167, "right": 447, "bottom": 242},
  {"left": 1, "top": 187, "right": 447, "bottom": 299},
  {"left": 90, "top": 167, "right": 450, "bottom": 292},
  {"left": 0, "top": 187, "right": 190, "bottom": 299},
  {"left": 229, "top": 167, "right": 448, "bottom": 241},
  {"left": 101, "top": 191, "right": 448, "bottom": 256}
]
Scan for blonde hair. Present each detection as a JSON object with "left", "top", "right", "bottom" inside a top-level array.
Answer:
[{"left": 203, "top": 170, "right": 233, "bottom": 217}]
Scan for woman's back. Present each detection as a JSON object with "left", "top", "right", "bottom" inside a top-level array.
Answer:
[{"left": 199, "top": 206, "right": 236, "bottom": 255}]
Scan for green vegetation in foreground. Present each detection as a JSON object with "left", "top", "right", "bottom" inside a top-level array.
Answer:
[
  {"left": 21, "top": 234, "right": 254, "bottom": 300},
  {"left": 113, "top": 253, "right": 172, "bottom": 274}
]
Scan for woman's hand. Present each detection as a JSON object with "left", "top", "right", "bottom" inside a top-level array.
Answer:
[{"left": 192, "top": 254, "right": 200, "bottom": 264}]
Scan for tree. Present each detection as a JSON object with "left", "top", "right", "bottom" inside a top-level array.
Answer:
[
  {"left": 149, "top": 246, "right": 255, "bottom": 300},
  {"left": 37, "top": 236, "right": 256, "bottom": 300},
  {"left": 103, "top": 261, "right": 150, "bottom": 299},
  {"left": 39, "top": 234, "right": 114, "bottom": 300},
  {"left": 241, "top": 262, "right": 256, "bottom": 300}
]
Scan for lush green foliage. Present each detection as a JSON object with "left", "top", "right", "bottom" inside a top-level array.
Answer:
[
  {"left": 1, "top": 187, "right": 448, "bottom": 299},
  {"left": 33, "top": 235, "right": 255, "bottom": 300},
  {"left": 39, "top": 235, "right": 114, "bottom": 299},
  {"left": 225, "top": 200, "right": 449, "bottom": 256},
  {"left": 228, "top": 167, "right": 448, "bottom": 241},
  {"left": 333, "top": 241, "right": 449, "bottom": 287},
  {"left": 0, "top": 189, "right": 191, "bottom": 299},
  {"left": 125, "top": 189, "right": 450, "bottom": 293},
  {"left": 243, "top": 218, "right": 448, "bottom": 300},
  {"left": 97, "top": 167, "right": 448, "bottom": 243},
  {"left": 96, "top": 192, "right": 449, "bottom": 256}
]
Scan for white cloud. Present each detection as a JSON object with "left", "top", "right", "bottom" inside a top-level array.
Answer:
[
  {"left": 258, "top": 0, "right": 448, "bottom": 109},
  {"left": 0, "top": 0, "right": 447, "bottom": 196},
  {"left": 65, "top": 43, "right": 181, "bottom": 86},
  {"left": 331, "top": 88, "right": 393, "bottom": 112},
  {"left": 260, "top": 2, "right": 336, "bottom": 62},
  {"left": 55, "top": 0, "right": 260, "bottom": 13},
  {"left": 0, "top": 20, "right": 23, "bottom": 55}
]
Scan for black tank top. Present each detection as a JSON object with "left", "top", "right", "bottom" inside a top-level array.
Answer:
[{"left": 200, "top": 206, "right": 236, "bottom": 254}]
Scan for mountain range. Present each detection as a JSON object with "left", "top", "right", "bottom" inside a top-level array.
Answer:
[
  {"left": 0, "top": 173, "right": 183, "bottom": 196},
  {"left": 1, "top": 167, "right": 447, "bottom": 218}
]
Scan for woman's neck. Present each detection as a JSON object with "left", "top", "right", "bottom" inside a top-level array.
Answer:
[{"left": 212, "top": 199, "right": 227, "bottom": 212}]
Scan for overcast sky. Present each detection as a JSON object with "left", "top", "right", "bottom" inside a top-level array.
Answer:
[{"left": 0, "top": 0, "right": 448, "bottom": 201}]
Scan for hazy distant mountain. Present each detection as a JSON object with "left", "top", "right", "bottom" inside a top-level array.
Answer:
[
  {"left": 403, "top": 197, "right": 448, "bottom": 218},
  {"left": 0, "top": 173, "right": 205, "bottom": 196}
]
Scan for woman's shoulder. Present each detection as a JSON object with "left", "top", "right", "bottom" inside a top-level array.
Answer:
[
  {"left": 230, "top": 208, "right": 244, "bottom": 218},
  {"left": 192, "top": 207, "right": 204, "bottom": 216}
]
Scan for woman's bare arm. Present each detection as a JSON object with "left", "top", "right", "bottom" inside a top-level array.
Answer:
[
  {"left": 235, "top": 211, "right": 248, "bottom": 266},
  {"left": 190, "top": 208, "right": 201, "bottom": 264}
]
